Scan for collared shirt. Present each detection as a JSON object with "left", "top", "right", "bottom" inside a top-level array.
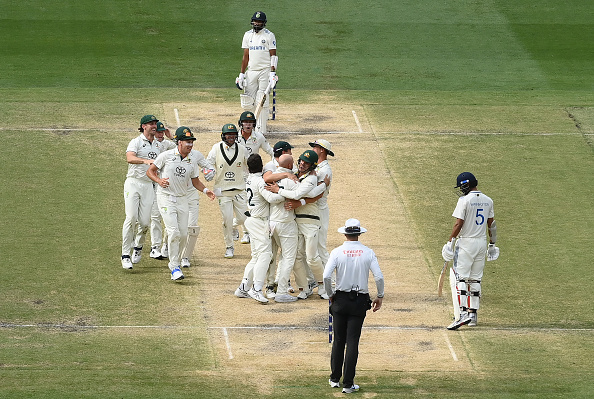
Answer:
[
  {"left": 239, "top": 131, "right": 274, "bottom": 158},
  {"left": 452, "top": 190, "right": 494, "bottom": 238},
  {"left": 314, "top": 160, "right": 332, "bottom": 209},
  {"left": 126, "top": 133, "right": 161, "bottom": 181},
  {"left": 242, "top": 28, "right": 277, "bottom": 71},
  {"left": 245, "top": 173, "right": 284, "bottom": 218},
  {"left": 323, "top": 240, "right": 384, "bottom": 298},
  {"left": 153, "top": 148, "right": 199, "bottom": 197}
]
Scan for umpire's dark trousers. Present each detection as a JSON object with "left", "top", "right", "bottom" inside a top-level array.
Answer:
[{"left": 329, "top": 290, "right": 371, "bottom": 387}]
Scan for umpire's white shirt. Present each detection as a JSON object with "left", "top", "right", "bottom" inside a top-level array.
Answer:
[
  {"left": 323, "top": 241, "right": 385, "bottom": 298},
  {"left": 453, "top": 191, "right": 494, "bottom": 239}
]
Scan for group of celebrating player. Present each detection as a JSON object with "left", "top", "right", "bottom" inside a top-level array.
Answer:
[{"left": 121, "top": 110, "right": 334, "bottom": 306}]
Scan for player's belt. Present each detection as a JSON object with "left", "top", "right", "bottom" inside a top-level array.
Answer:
[{"left": 295, "top": 214, "right": 320, "bottom": 220}]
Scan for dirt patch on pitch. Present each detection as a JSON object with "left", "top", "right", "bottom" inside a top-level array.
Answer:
[{"left": 164, "top": 101, "right": 473, "bottom": 387}]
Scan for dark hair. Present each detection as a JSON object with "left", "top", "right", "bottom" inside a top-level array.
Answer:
[{"left": 247, "top": 154, "right": 263, "bottom": 173}]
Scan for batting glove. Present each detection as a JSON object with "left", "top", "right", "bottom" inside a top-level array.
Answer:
[
  {"left": 268, "top": 72, "right": 278, "bottom": 89},
  {"left": 235, "top": 73, "right": 246, "bottom": 90},
  {"left": 487, "top": 243, "right": 500, "bottom": 261},
  {"left": 442, "top": 241, "right": 454, "bottom": 261}
]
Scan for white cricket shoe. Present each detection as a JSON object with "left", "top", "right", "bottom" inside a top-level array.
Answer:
[
  {"left": 447, "top": 312, "right": 472, "bottom": 330},
  {"left": 240, "top": 233, "right": 250, "bottom": 244},
  {"left": 297, "top": 290, "right": 308, "bottom": 300},
  {"left": 318, "top": 285, "right": 330, "bottom": 300},
  {"left": 121, "top": 257, "right": 133, "bottom": 269},
  {"left": 265, "top": 286, "right": 276, "bottom": 299},
  {"left": 274, "top": 294, "right": 298, "bottom": 303},
  {"left": 248, "top": 288, "right": 269, "bottom": 303},
  {"left": 342, "top": 384, "right": 360, "bottom": 394},
  {"left": 232, "top": 228, "right": 239, "bottom": 241},
  {"left": 468, "top": 312, "right": 477, "bottom": 327},
  {"left": 160, "top": 244, "right": 169, "bottom": 258},
  {"left": 181, "top": 257, "right": 191, "bottom": 268},
  {"left": 329, "top": 379, "right": 340, "bottom": 388},
  {"left": 149, "top": 246, "right": 162, "bottom": 259},
  {"left": 131, "top": 247, "right": 142, "bottom": 263},
  {"left": 171, "top": 267, "right": 184, "bottom": 281},
  {"left": 234, "top": 287, "right": 249, "bottom": 298},
  {"left": 224, "top": 247, "right": 234, "bottom": 259}
]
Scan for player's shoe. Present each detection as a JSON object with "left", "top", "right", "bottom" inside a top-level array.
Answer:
[
  {"left": 342, "top": 384, "right": 360, "bottom": 394},
  {"left": 265, "top": 286, "right": 276, "bottom": 299},
  {"left": 131, "top": 247, "right": 142, "bottom": 263},
  {"left": 318, "top": 285, "right": 330, "bottom": 300},
  {"left": 234, "top": 287, "right": 249, "bottom": 298},
  {"left": 160, "top": 244, "right": 169, "bottom": 258},
  {"left": 248, "top": 288, "right": 269, "bottom": 303},
  {"left": 329, "top": 379, "right": 340, "bottom": 388},
  {"left": 297, "top": 290, "right": 308, "bottom": 300},
  {"left": 447, "top": 312, "right": 472, "bottom": 330},
  {"left": 171, "top": 267, "right": 184, "bottom": 281},
  {"left": 181, "top": 257, "right": 191, "bottom": 268},
  {"left": 232, "top": 228, "right": 239, "bottom": 241},
  {"left": 468, "top": 312, "right": 477, "bottom": 326},
  {"left": 121, "top": 256, "right": 133, "bottom": 270},
  {"left": 149, "top": 246, "right": 162, "bottom": 259},
  {"left": 224, "top": 247, "right": 234, "bottom": 259},
  {"left": 240, "top": 233, "right": 250, "bottom": 244},
  {"left": 274, "top": 294, "right": 298, "bottom": 303}
]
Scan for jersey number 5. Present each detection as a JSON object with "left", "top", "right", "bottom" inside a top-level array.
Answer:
[{"left": 475, "top": 208, "right": 485, "bottom": 225}]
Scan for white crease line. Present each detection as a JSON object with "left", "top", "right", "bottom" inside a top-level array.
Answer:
[
  {"left": 174, "top": 108, "right": 181, "bottom": 127},
  {"left": 222, "top": 327, "right": 234, "bottom": 360},
  {"left": 442, "top": 331, "right": 458, "bottom": 361},
  {"left": 352, "top": 110, "right": 364, "bottom": 133}
]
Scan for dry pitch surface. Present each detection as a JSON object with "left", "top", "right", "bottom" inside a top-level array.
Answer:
[{"left": 160, "top": 101, "right": 473, "bottom": 390}]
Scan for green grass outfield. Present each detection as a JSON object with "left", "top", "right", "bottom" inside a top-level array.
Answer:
[{"left": 1, "top": 1, "right": 593, "bottom": 398}]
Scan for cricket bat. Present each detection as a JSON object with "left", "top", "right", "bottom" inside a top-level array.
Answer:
[
  {"left": 437, "top": 260, "right": 448, "bottom": 297},
  {"left": 253, "top": 78, "right": 277, "bottom": 120}
]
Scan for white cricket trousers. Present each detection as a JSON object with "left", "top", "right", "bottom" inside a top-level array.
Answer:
[
  {"left": 245, "top": 68, "right": 270, "bottom": 134},
  {"left": 453, "top": 237, "right": 487, "bottom": 310},
  {"left": 157, "top": 193, "right": 189, "bottom": 271},
  {"left": 134, "top": 185, "right": 162, "bottom": 249},
  {"left": 217, "top": 192, "right": 247, "bottom": 248},
  {"left": 242, "top": 216, "right": 273, "bottom": 291},
  {"left": 293, "top": 222, "right": 324, "bottom": 289},
  {"left": 318, "top": 206, "right": 330, "bottom": 266},
  {"left": 271, "top": 220, "right": 299, "bottom": 296},
  {"left": 122, "top": 177, "right": 154, "bottom": 256},
  {"left": 162, "top": 188, "right": 201, "bottom": 254}
]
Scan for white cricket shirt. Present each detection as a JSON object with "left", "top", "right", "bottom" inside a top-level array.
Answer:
[
  {"left": 126, "top": 134, "right": 161, "bottom": 181},
  {"left": 452, "top": 191, "right": 494, "bottom": 239},
  {"left": 242, "top": 28, "right": 276, "bottom": 71},
  {"left": 153, "top": 149, "right": 199, "bottom": 197},
  {"left": 245, "top": 173, "right": 284, "bottom": 218}
]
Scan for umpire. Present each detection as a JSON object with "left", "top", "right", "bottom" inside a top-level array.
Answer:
[{"left": 323, "top": 219, "right": 384, "bottom": 394}]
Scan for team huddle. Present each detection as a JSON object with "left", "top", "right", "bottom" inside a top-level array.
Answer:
[{"left": 121, "top": 111, "right": 335, "bottom": 304}]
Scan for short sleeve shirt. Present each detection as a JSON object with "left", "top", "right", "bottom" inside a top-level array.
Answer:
[
  {"left": 242, "top": 28, "right": 276, "bottom": 71},
  {"left": 452, "top": 191, "right": 494, "bottom": 238}
]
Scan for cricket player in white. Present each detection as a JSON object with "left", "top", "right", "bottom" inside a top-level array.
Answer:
[
  {"left": 234, "top": 154, "right": 285, "bottom": 303},
  {"left": 266, "top": 150, "right": 330, "bottom": 299},
  {"left": 134, "top": 121, "right": 176, "bottom": 260},
  {"left": 147, "top": 127, "right": 215, "bottom": 281},
  {"left": 443, "top": 172, "right": 498, "bottom": 329},
  {"left": 121, "top": 114, "right": 161, "bottom": 270},
  {"left": 206, "top": 124, "right": 249, "bottom": 259},
  {"left": 309, "top": 139, "right": 334, "bottom": 267},
  {"left": 236, "top": 11, "right": 277, "bottom": 134}
]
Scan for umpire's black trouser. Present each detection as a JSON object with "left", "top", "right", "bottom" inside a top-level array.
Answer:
[{"left": 329, "top": 290, "right": 371, "bottom": 387}]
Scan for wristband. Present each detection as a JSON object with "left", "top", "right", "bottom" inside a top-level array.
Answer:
[
  {"left": 300, "top": 199, "right": 306, "bottom": 206},
  {"left": 203, "top": 188, "right": 208, "bottom": 194}
]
